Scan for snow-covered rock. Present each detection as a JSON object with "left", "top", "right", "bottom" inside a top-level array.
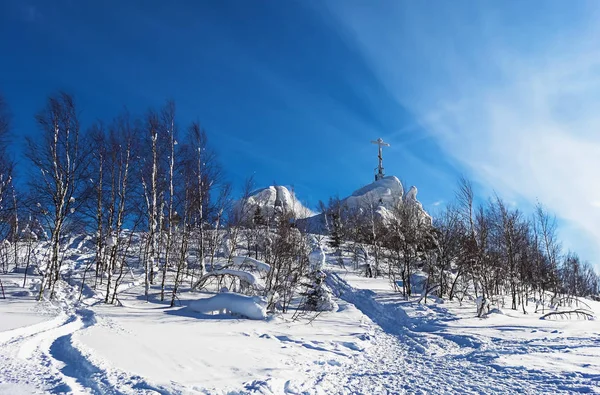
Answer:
[
  {"left": 298, "top": 176, "right": 432, "bottom": 231},
  {"left": 403, "top": 186, "right": 432, "bottom": 225},
  {"left": 343, "top": 176, "right": 404, "bottom": 211},
  {"left": 188, "top": 292, "right": 267, "bottom": 320},
  {"left": 345, "top": 177, "right": 430, "bottom": 224},
  {"left": 235, "top": 185, "right": 314, "bottom": 221}
]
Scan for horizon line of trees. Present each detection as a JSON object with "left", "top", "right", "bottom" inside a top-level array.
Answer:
[
  {"left": 320, "top": 176, "right": 599, "bottom": 315},
  {"left": 0, "top": 92, "right": 230, "bottom": 304},
  {"left": 0, "top": 92, "right": 316, "bottom": 309},
  {"left": 0, "top": 91, "right": 598, "bottom": 313}
]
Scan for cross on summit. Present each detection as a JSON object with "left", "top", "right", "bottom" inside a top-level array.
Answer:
[{"left": 371, "top": 138, "right": 390, "bottom": 181}]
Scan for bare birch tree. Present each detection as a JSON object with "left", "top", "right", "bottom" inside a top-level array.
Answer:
[{"left": 26, "top": 93, "right": 90, "bottom": 300}]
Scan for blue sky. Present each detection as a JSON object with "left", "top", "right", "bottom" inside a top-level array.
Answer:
[{"left": 1, "top": 1, "right": 599, "bottom": 266}]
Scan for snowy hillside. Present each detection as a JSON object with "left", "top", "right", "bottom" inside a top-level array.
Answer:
[
  {"left": 1, "top": 233, "right": 598, "bottom": 394},
  {"left": 236, "top": 185, "right": 315, "bottom": 221},
  {"left": 2, "top": 7, "right": 600, "bottom": 395}
]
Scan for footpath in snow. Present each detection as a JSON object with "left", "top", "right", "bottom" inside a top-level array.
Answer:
[
  {"left": 1, "top": 267, "right": 599, "bottom": 394},
  {"left": 304, "top": 270, "right": 600, "bottom": 395}
]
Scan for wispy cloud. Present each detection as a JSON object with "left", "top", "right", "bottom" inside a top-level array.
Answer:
[{"left": 327, "top": 2, "right": 600, "bottom": 265}]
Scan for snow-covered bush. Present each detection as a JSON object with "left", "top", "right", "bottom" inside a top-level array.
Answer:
[
  {"left": 232, "top": 256, "right": 271, "bottom": 273},
  {"left": 261, "top": 217, "right": 311, "bottom": 312},
  {"left": 476, "top": 296, "right": 491, "bottom": 317},
  {"left": 308, "top": 248, "right": 325, "bottom": 271},
  {"left": 301, "top": 270, "right": 337, "bottom": 312},
  {"left": 193, "top": 268, "right": 261, "bottom": 294}
]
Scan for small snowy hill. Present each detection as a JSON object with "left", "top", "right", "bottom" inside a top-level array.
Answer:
[
  {"left": 2, "top": 233, "right": 598, "bottom": 394},
  {"left": 236, "top": 185, "right": 315, "bottom": 220}
]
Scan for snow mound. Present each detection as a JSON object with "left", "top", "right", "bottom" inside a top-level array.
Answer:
[
  {"left": 188, "top": 292, "right": 268, "bottom": 320},
  {"left": 235, "top": 185, "right": 314, "bottom": 220}
]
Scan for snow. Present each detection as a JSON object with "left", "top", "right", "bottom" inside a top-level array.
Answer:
[
  {"left": 308, "top": 248, "right": 326, "bottom": 271},
  {"left": 188, "top": 292, "right": 268, "bottom": 320},
  {"left": 236, "top": 185, "right": 315, "bottom": 220},
  {"left": 199, "top": 268, "right": 259, "bottom": 286},
  {"left": 344, "top": 176, "right": 404, "bottom": 210},
  {"left": 1, "top": 237, "right": 600, "bottom": 394},
  {"left": 105, "top": 235, "right": 117, "bottom": 248},
  {"left": 298, "top": 175, "right": 432, "bottom": 232},
  {"left": 325, "top": 269, "right": 600, "bottom": 394},
  {"left": 0, "top": 297, "right": 61, "bottom": 338}
]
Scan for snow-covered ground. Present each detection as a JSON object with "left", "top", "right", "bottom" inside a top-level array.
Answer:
[
  {"left": 1, "top": 246, "right": 599, "bottom": 394},
  {"left": 326, "top": 270, "right": 600, "bottom": 394}
]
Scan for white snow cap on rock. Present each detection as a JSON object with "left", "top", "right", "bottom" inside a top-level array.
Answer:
[
  {"left": 403, "top": 186, "right": 432, "bottom": 225},
  {"left": 344, "top": 176, "right": 431, "bottom": 224},
  {"left": 296, "top": 175, "right": 432, "bottom": 232},
  {"left": 404, "top": 185, "right": 418, "bottom": 203},
  {"left": 344, "top": 176, "right": 404, "bottom": 211},
  {"left": 236, "top": 185, "right": 314, "bottom": 220}
]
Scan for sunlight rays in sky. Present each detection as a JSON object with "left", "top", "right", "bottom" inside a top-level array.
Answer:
[{"left": 327, "top": 1, "right": 600, "bottom": 265}]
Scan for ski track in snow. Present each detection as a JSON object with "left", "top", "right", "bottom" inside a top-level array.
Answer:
[
  {"left": 0, "top": 244, "right": 170, "bottom": 395},
  {"left": 0, "top": 303, "right": 170, "bottom": 394}
]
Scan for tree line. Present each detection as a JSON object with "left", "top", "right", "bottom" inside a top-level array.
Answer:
[
  {"left": 0, "top": 92, "right": 598, "bottom": 314},
  {"left": 321, "top": 176, "right": 599, "bottom": 315},
  {"left": 0, "top": 93, "right": 224, "bottom": 303},
  {"left": 0, "top": 92, "right": 316, "bottom": 309}
]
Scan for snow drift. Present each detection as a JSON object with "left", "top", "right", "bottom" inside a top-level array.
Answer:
[{"left": 188, "top": 292, "right": 268, "bottom": 320}]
